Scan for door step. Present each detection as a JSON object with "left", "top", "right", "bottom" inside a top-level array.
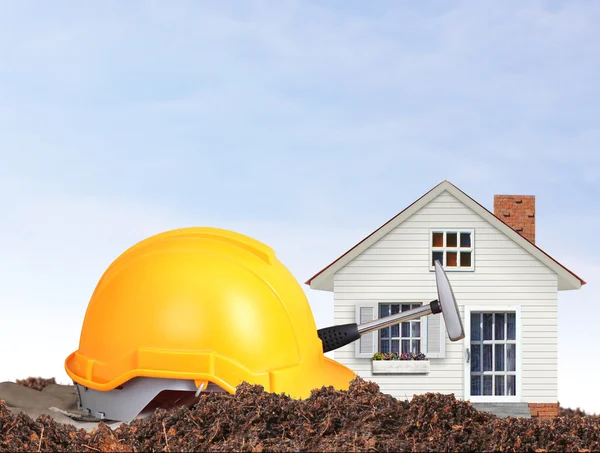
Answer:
[{"left": 472, "top": 402, "right": 531, "bottom": 418}]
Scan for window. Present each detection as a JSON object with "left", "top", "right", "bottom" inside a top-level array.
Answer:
[
  {"left": 379, "top": 303, "right": 422, "bottom": 354},
  {"left": 430, "top": 229, "right": 474, "bottom": 270}
]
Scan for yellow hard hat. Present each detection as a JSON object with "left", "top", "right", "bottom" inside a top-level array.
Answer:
[{"left": 65, "top": 227, "right": 355, "bottom": 421}]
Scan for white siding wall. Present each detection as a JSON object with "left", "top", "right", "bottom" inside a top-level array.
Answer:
[{"left": 332, "top": 191, "right": 558, "bottom": 403}]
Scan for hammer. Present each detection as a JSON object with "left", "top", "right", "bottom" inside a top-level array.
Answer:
[{"left": 317, "top": 260, "right": 465, "bottom": 353}]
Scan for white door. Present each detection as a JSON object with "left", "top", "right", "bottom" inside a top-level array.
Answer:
[{"left": 464, "top": 306, "right": 521, "bottom": 402}]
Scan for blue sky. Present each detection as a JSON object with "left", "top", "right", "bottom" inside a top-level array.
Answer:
[{"left": 1, "top": 0, "right": 599, "bottom": 413}]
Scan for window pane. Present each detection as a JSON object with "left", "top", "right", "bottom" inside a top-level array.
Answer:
[
  {"left": 471, "top": 313, "right": 481, "bottom": 341},
  {"left": 412, "top": 321, "right": 420, "bottom": 337},
  {"left": 391, "top": 339, "right": 400, "bottom": 354},
  {"left": 447, "top": 251, "right": 457, "bottom": 267},
  {"left": 507, "top": 344, "right": 516, "bottom": 372},
  {"left": 483, "top": 344, "right": 493, "bottom": 371},
  {"left": 380, "top": 340, "right": 389, "bottom": 353},
  {"left": 391, "top": 323, "right": 399, "bottom": 337},
  {"left": 495, "top": 375, "right": 505, "bottom": 396},
  {"left": 483, "top": 314, "right": 493, "bottom": 340},
  {"left": 401, "top": 304, "right": 411, "bottom": 312},
  {"left": 402, "top": 340, "right": 410, "bottom": 353},
  {"left": 460, "top": 232, "right": 471, "bottom": 247},
  {"left": 460, "top": 252, "right": 472, "bottom": 267},
  {"left": 495, "top": 313, "right": 505, "bottom": 340},
  {"left": 471, "top": 376, "right": 482, "bottom": 396},
  {"left": 432, "top": 232, "right": 443, "bottom": 247},
  {"left": 471, "top": 344, "right": 481, "bottom": 372},
  {"left": 495, "top": 344, "right": 505, "bottom": 371},
  {"left": 401, "top": 322, "right": 410, "bottom": 337},
  {"left": 507, "top": 313, "right": 516, "bottom": 340},
  {"left": 411, "top": 304, "right": 421, "bottom": 310},
  {"left": 380, "top": 305, "right": 390, "bottom": 337},
  {"left": 391, "top": 304, "right": 400, "bottom": 315},
  {"left": 507, "top": 375, "right": 516, "bottom": 396},
  {"left": 412, "top": 340, "right": 421, "bottom": 354},
  {"left": 447, "top": 232, "right": 457, "bottom": 247},
  {"left": 432, "top": 251, "right": 443, "bottom": 266},
  {"left": 483, "top": 375, "right": 493, "bottom": 396}
]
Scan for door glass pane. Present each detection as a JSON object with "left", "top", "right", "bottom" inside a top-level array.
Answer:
[
  {"left": 507, "top": 344, "right": 516, "bottom": 371},
  {"left": 447, "top": 232, "right": 457, "bottom": 247},
  {"left": 483, "top": 375, "right": 493, "bottom": 395},
  {"left": 401, "top": 322, "right": 410, "bottom": 337},
  {"left": 470, "top": 311, "right": 518, "bottom": 399},
  {"left": 483, "top": 314, "right": 493, "bottom": 340},
  {"left": 412, "top": 321, "right": 420, "bottom": 337},
  {"left": 495, "top": 313, "right": 505, "bottom": 340},
  {"left": 391, "top": 339, "right": 400, "bottom": 354},
  {"left": 507, "top": 375, "right": 516, "bottom": 396},
  {"left": 401, "top": 340, "right": 410, "bottom": 353},
  {"left": 412, "top": 340, "right": 421, "bottom": 354},
  {"left": 471, "top": 344, "right": 481, "bottom": 372},
  {"left": 495, "top": 375, "right": 505, "bottom": 396},
  {"left": 471, "top": 375, "right": 482, "bottom": 396},
  {"left": 483, "top": 345, "right": 493, "bottom": 371},
  {"left": 380, "top": 340, "right": 389, "bottom": 353},
  {"left": 495, "top": 344, "right": 505, "bottom": 371},
  {"left": 507, "top": 313, "right": 516, "bottom": 340},
  {"left": 471, "top": 313, "right": 481, "bottom": 341}
]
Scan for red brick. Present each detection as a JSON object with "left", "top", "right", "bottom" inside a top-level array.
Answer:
[
  {"left": 494, "top": 195, "right": 535, "bottom": 243},
  {"left": 528, "top": 402, "right": 558, "bottom": 418}
]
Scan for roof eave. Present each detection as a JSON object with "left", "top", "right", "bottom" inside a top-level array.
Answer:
[
  {"left": 305, "top": 180, "right": 586, "bottom": 291},
  {"left": 304, "top": 180, "right": 450, "bottom": 287}
]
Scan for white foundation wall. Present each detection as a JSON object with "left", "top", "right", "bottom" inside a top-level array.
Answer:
[{"left": 331, "top": 190, "right": 559, "bottom": 403}]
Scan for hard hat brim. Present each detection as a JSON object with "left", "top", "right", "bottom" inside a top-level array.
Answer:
[{"left": 65, "top": 348, "right": 356, "bottom": 400}]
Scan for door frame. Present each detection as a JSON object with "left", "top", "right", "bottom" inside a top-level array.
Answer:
[{"left": 463, "top": 305, "right": 522, "bottom": 403}]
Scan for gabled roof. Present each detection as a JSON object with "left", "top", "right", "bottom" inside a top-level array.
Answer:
[{"left": 305, "top": 180, "right": 586, "bottom": 292}]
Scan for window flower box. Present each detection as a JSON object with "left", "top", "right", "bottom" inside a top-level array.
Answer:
[
  {"left": 372, "top": 360, "right": 430, "bottom": 374},
  {"left": 371, "top": 352, "right": 430, "bottom": 374}
]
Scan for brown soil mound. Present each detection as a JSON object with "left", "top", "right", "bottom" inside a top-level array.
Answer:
[{"left": 2, "top": 377, "right": 600, "bottom": 452}]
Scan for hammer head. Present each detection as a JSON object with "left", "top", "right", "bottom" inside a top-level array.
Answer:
[{"left": 434, "top": 260, "right": 465, "bottom": 341}]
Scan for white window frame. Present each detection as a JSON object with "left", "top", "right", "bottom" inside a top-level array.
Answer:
[
  {"left": 378, "top": 302, "right": 425, "bottom": 355},
  {"left": 464, "top": 305, "right": 522, "bottom": 403},
  {"left": 429, "top": 229, "right": 475, "bottom": 272}
]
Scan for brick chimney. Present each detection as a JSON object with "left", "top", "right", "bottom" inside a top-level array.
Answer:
[{"left": 493, "top": 195, "right": 535, "bottom": 243}]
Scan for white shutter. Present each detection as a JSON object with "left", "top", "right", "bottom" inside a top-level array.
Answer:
[
  {"left": 354, "top": 303, "right": 378, "bottom": 359},
  {"left": 425, "top": 312, "right": 446, "bottom": 358}
]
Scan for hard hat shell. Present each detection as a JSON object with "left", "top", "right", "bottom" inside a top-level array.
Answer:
[{"left": 65, "top": 227, "right": 355, "bottom": 399}]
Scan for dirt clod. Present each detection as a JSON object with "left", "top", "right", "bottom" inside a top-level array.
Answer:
[
  {"left": 1, "top": 377, "right": 599, "bottom": 452},
  {"left": 14, "top": 378, "right": 56, "bottom": 392}
]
